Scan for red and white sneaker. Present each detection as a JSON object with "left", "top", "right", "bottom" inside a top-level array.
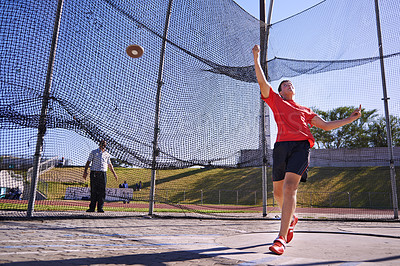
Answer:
[
  {"left": 269, "top": 236, "right": 286, "bottom": 255},
  {"left": 286, "top": 214, "right": 298, "bottom": 243}
]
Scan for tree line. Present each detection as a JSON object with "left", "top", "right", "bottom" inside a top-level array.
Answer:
[{"left": 310, "top": 106, "right": 400, "bottom": 149}]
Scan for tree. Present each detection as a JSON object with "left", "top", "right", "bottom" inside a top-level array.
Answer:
[
  {"left": 310, "top": 106, "right": 378, "bottom": 149},
  {"left": 369, "top": 115, "right": 400, "bottom": 147}
]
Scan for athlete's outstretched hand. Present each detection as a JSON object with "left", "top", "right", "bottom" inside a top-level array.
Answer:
[{"left": 349, "top": 104, "right": 362, "bottom": 121}]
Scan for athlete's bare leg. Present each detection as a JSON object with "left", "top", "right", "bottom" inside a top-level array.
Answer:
[
  {"left": 273, "top": 172, "right": 301, "bottom": 240},
  {"left": 272, "top": 180, "right": 284, "bottom": 209}
]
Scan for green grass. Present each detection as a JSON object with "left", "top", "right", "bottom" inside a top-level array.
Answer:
[
  {"left": 2, "top": 166, "right": 399, "bottom": 211},
  {"left": 301, "top": 167, "right": 398, "bottom": 208}
]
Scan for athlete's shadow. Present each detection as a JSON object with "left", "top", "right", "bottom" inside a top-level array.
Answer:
[{"left": 1, "top": 247, "right": 254, "bottom": 266}]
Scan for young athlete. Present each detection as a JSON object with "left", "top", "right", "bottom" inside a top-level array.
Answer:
[{"left": 252, "top": 44, "right": 361, "bottom": 255}]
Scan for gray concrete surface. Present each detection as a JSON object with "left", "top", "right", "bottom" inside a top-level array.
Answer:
[{"left": 0, "top": 215, "right": 399, "bottom": 265}]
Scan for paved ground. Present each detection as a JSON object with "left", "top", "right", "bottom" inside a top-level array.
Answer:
[{"left": 0, "top": 214, "right": 399, "bottom": 265}]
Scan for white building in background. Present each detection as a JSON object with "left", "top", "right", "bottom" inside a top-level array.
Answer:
[{"left": 0, "top": 170, "right": 24, "bottom": 193}]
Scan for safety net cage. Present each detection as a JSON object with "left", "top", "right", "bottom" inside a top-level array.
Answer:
[{"left": 0, "top": 0, "right": 399, "bottom": 220}]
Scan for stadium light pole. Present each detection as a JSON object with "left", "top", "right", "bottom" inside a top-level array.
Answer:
[
  {"left": 27, "top": 0, "right": 64, "bottom": 217},
  {"left": 148, "top": 0, "right": 174, "bottom": 216},
  {"left": 260, "top": 0, "right": 274, "bottom": 217},
  {"left": 373, "top": 0, "right": 398, "bottom": 219}
]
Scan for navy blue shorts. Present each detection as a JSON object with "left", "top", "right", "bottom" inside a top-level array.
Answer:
[{"left": 272, "top": 140, "right": 310, "bottom": 182}]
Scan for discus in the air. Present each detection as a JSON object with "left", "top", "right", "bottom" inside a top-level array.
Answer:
[{"left": 126, "top": 44, "right": 144, "bottom": 58}]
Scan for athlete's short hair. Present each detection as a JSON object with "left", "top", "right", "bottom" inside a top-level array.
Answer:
[{"left": 278, "top": 80, "right": 290, "bottom": 92}]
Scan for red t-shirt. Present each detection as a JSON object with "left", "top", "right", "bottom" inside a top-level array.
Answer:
[{"left": 263, "top": 87, "right": 317, "bottom": 148}]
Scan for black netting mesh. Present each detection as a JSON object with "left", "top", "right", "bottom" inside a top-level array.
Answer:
[{"left": 0, "top": 0, "right": 399, "bottom": 219}]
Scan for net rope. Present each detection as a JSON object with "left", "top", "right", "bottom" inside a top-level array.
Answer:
[{"left": 0, "top": 0, "right": 399, "bottom": 219}]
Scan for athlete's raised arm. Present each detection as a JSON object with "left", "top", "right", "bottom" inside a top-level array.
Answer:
[{"left": 252, "top": 45, "right": 272, "bottom": 99}]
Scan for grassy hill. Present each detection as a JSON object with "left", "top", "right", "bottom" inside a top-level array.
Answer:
[{"left": 39, "top": 166, "right": 399, "bottom": 208}]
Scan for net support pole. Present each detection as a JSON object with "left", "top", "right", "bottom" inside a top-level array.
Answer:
[
  {"left": 148, "top": 0, "right": 174, "bottom": 216},
  {"left": 259, "top": 0, "right": 274, "bottom": 217},
  {"left": 374, "top": 0, "right": 398, "bottom": 219},
  {"left": 27, "top": 0, "right": 64, "bottom": 218}
]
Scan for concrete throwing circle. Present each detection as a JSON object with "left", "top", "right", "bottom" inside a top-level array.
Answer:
[{"left": 215, "top": 232, "right": 400, "bottom": 264}]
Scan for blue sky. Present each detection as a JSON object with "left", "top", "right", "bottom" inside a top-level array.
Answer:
[
  {"left": 234, "top": 0, "right": 322, "bottom": 22},
  {"left": 2, "top": 0, "right": 398, "bottom": 166}
]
